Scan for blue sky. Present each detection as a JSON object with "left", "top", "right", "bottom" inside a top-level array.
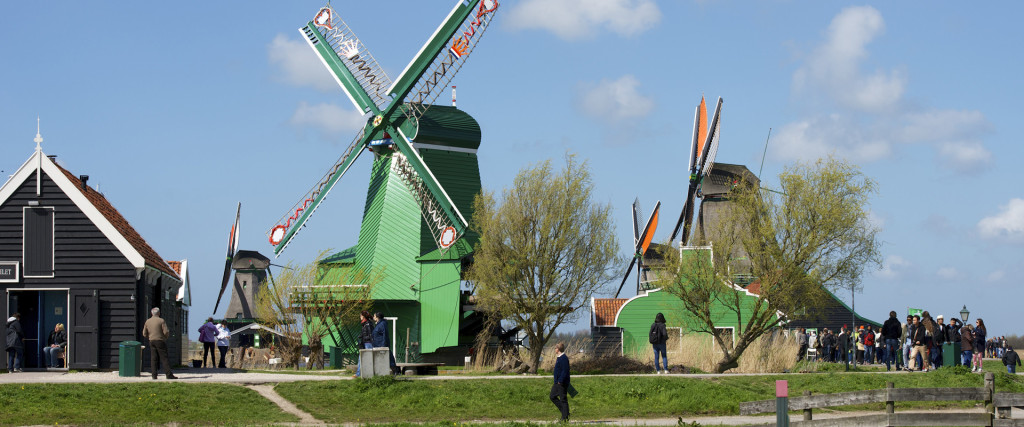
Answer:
[{"left": 2, "top": 1, "right": 1022, "bottom": 340}]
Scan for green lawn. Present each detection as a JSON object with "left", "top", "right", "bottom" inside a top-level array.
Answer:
[
  {"left": 274, "top": 366, "right": 1024, "bottom": 423},
  {"left": 0, "top": 383, "right": 299, "bottom": 426}
]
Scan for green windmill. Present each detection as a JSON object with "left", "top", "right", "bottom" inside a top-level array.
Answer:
[{"left": 267, "top": 1, "right": 500, "bottom": 364}]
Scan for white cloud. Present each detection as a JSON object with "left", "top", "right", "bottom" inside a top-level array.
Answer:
[
  {"left": 773, "top": 7, "right": 993, "bottom": 173},
  {"left": 577, "top": 75, "right": 654, "bottom": 122},
  {"left": 988, "top": 270, "right": 1006, "bottom": 282},
  {"left": 793, "top": 6, "right": 904, "bottom": 112},
  {"left": 936, "top": 267, "right": 962, "bottom": 280},
  {"left": 289, "top": 102, "right": 366, "bottom": 139},
  {"left": 507, "top": 0, "right": 661, "bottom": 40},
  {"left": 268, "top": 34, "right": 337, "bottom": 92},
  {"left": 977, "top": 198, "right": 1024, "bottom": 242},
  {"left": 771, "top": 114, "right": 891, "bottom": 162},
  {"left": 876, "top": 255, "right": 910, "bottom": 279},
  {"left": 937, "top": 141, "right": 992, "bottom": 173}
]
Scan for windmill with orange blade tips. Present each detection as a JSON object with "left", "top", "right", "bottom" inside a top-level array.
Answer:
[{"left": 670, "top": 96, "right": 723, "bottom": 247}]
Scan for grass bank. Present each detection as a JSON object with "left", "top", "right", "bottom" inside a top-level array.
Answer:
[
  {"left": 0, "top": 382, "right": 298, "bottom": 426},
  {"left": 275, "top": 367, "right": 1024, "bottom": 423}
]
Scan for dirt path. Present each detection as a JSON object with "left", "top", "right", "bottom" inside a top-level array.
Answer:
[{"left": 247, "top": 384, "right": 324, "bottom": 425}]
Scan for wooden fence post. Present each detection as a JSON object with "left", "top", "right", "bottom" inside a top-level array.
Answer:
[
  {"left": 985, "top": 372, "right": 995, "bottom": 425},
  {"left": 886, "top": 381, "right": 895, "bottom": 414},
  {"left": 776, "top": 380, "right": 790, "bottom": 427},
  {"left": 803, "top": 390, "right": 812, "bottom": 421}
]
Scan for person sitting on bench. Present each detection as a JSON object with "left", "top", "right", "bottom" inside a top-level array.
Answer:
[{"left": 44, "top": 323, "right": 67, "bottom": 368}]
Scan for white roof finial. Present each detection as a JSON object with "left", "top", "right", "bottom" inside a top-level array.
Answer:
[{"left": 34, "top": 116, "right": 43, "bottom": 150}]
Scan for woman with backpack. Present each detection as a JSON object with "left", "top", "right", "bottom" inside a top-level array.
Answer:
[{"left": 649, "top": 313, "right": 669, "bottom": 374}]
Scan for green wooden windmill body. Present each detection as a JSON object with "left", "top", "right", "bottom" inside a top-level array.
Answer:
[{"left": 319, "top": 106, "right": 481, "bottom": 360}]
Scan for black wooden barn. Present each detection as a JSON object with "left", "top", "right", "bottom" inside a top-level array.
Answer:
[{"left": 0, "top": 142, "right": 187, "bottom": 370}]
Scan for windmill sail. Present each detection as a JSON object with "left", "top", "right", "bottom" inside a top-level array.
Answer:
[
  {"left": 390, "top": 0, "right": 500, "bottom": 121},
  {"left": 214, "top": 203, "right": 240, "bottom": 314},
  {"left": 302, "top": 6, "right": 393, "bottom": 112},
  {"left": 670, "top": 102, "right": 706, "bottom": 243},
  {"left": 615, "top": 201, "right": 661, "bottom": 298}
]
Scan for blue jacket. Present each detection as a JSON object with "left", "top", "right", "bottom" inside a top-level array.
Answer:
[
  {"left": 372, "top": 320, "right": 388, "bottom": 348},
  {"left": 553, "top": 353, "right": 570, "bottom": 387}
]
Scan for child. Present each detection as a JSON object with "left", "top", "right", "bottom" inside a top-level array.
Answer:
[{"left": 1002, "top": 346, "right": 1021, "bottom": 374}]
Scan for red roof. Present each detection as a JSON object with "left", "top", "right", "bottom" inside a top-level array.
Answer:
[
  {"left": 593, "top": 298, "right": 628, "bottom": 326},
  {"left": 56, "top": 165, "right": 180, "bottom": 280},
  {"left": 166, "top": 261, "right": 182, "bottom": 275},
  {"left": 745, "top": 279, "right": 762, "bottom": 295}
]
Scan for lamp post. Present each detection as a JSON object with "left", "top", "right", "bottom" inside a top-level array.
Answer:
[{"left": 960, "top": 305, "right": 970, "bottom": 323}]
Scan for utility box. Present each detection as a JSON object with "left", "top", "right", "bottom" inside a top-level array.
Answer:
[
  {"left": 359, "top": 348, "right": 391, "bottom": 378},
  {"left": 944, "top": 342, "right": 962, "bottom": 366},
  {"left": 118, "top": 341, "right": 142, "bottom": 377}
]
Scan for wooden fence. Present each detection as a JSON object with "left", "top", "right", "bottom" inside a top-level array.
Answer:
[{"left": 740, "top": 372, "right": 1024, "bottom": 426}]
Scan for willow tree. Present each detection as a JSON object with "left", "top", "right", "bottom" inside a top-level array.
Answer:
[
  {"left": 660, "top": 156, "right": 882, "bottom": 373},
  {"left": 468, "top": 154, "right": 619, "bottom": 373},
  {"left": 255, "top": 251, "right": 378, "bottom": 369}
]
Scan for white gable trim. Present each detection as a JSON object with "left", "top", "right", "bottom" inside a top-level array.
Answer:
[{"left": 0, "top": 150, "right": 146, "bottom": 272}]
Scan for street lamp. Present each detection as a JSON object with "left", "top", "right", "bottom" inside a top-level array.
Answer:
[{"left": 960, "top": 305, "right": 970, "bottom": 322}]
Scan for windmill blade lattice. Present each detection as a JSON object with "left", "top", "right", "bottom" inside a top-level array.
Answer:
[
  {"left": 393, "top": 0, "right": 499, "bottom": 121},
  {"left": 268, "top": 128, "right": 366, "bottom": 253},
  {"left": 302, "top": 7, "right": 393, "bottom": 112}
]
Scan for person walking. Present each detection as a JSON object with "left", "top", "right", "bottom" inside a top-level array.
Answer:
[
  {"left": 882, "top": 311, "right": 901, "bottom": 371},
  {"left": 837, "top": 327, "right": 850, "bottom": 364},
  {"left": 550, "top": 342, "right": 571, "bottom": 422},
  {"left": 44, "top": 323, "right": 67, "bottom": 368},
  {"left": 932, "top": 315, "right": 946, "bottom": 369},
  {"left": 797, "top": 328, "right": 808, "bottom": 362},
  {"left": 902, "top": 315, "right": 913, "bottom": 371},
  {"left": 863, "top": 325, "right": 876, "bottom": 364},
  {"left": 373, "top": 312, "right": 398, "bottom": 374},
  {"left": 142, "top": 308, "right": 176, "bottom": 380},
  {"left": 821, "top": 329, "right": 834, "bottom": 363},
  {"left": 973, "top": 318, "right": 987, "bottom": 372},
  {"left": 354, "top": 311, "right": 373, "bottom": 377},
  {"left": 198, "top": 317, "right": 218, "bottom": 368},
  {"left": 961, "top": 324, "right": 975, "bottom": 367},
  {"left": 216, "top": 322, "right": 230, "bottom": 369},
  {"left": 909, "top": 315, "right": 929, "bottom": 372},
  {"left": 1003, "top": 346, "right": 1021, "bottom": 374},
  {"left": 6, "top": 313, "right": 24, "bottom": 373},
  {"left": 649, "top": 313, "right": 669, "bottom": 374}
]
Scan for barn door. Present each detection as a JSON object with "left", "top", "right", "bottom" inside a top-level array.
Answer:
[{"left": 69, "top": 290, "right": 99, "bottom": 369}]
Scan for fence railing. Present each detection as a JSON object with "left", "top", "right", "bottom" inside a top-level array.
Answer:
[{"left": 740, "top": 372, "right": 1024, "bottom": 426}]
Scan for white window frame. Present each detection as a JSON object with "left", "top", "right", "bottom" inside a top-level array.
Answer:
[
  {"left": 22, "top": 206, "right": 55, "bottom": 278},
  {"left": 0, "top": 261, "right": 19, "bottom": 283}
]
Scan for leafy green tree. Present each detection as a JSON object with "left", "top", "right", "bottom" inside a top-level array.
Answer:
[
  {"left": 468, "top": 154, "right": 619, "bottom": 373},
  {"left": 660, "top": 156, "right": 882, "bottom": 373},
  {"left": 255, "top": 250, "right": 378, "bottom": 369}
]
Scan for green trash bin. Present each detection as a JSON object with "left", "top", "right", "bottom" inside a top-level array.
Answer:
[
  {"left": 943, "top": 342, "right": 961, "bottom": 366},
  {"left": 119, "top": 341, "right": 142, "bottom": 377},
  {"left": 329, "top": 346, "right": 343, "bottom": 369}
]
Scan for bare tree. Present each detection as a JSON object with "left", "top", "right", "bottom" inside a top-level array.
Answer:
[
  {"left": 468, "top": 154, "right": 619, "bottom": 374},
  {"left": 255, "top": 250, "right": 377, "bottom": 369},
  {"left": 660, "top": 156, "right": 882, "bottom": 373}
]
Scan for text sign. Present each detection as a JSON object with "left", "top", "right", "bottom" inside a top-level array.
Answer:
[{"left": 0, "top": 261, "right": 19, "bottom": 283}]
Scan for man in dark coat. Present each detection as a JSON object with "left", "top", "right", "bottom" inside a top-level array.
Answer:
[
  {"left": 551, "top": 342, "right": 571, "bottom": 422},
  {"left": 881, "top": 311, "right": 902, "bottom": 371},
  {"left": 6, "top": 313, "right": 24, "bottom": 373},
  {"left": 373, "top": 312, "right": 398, "bottom": 374}
]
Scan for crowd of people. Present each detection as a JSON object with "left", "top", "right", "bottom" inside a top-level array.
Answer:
[{"left": 796, "top": 311, "right": 1021, "bottom": 374}]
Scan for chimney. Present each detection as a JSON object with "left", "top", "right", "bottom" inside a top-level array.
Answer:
[{"left": 79, "top": 175, "right": 89, "bottom": 190}]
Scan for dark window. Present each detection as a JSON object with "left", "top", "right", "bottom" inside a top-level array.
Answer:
[{"left": 24, "top": 207, "right": 54, "bottom": 277}]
